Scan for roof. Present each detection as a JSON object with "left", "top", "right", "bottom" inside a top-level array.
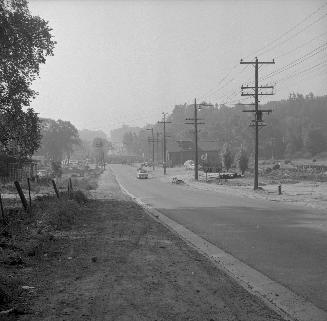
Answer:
[{"left": 198, "top": 141, "right": 218, "bottom": 152}]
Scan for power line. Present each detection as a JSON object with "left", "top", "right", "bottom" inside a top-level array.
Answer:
[
  {"left": 275, "top": 31, "right": 327, "bottom": 59},
  {"left": 248, "top": 2, "right": 327, "bottom": 58},
  {"left": 274, "top": 59, "right": 327, "bottom": 85},
  {"left": 261, "top": 42, "right": 327, "bottom": 81},
  {"left": 258, "top": 13, "right": 327, "bottom": 58}
]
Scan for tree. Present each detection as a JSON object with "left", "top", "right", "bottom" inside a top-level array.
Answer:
[
  {"left": 37, "top": 119, "right": 80, "bottom": 162},
  {"left": 222, "top": 143, "right": 234, "bottom": 171},
  {"left": 0, "top": 0, "right": 56, "bottom": 110},
  {"left": 0, "top": 107, "right": 41, "bottom": 159},
  {"left": 0, "top": 0, "right": 56, "bottom": 157},
  {"left": 92, "top": 137, "right": 112, "bottom": 164},
  {"left": 305, "top": 128, "right": 326, "bottom": 156},
  {"left": 122, "top": 132, "right": 135, "bottom": 154},
  {"left": 238, "top": 148, "right": 249, "bottom": 175}
]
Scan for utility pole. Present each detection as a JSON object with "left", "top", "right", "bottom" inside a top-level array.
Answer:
[
  {"left": 146, "top": 128, "right": 155, "bottom": 170},
  {"left": 185, "top": 98, "right": 212, "bottom": 180},
  {"left": 148, "top": 132, "right": 161, "bottom": 165},
  {"left": 156, "top": 132, "right": 160, "bottom": 164},
  {"left": 158, "top": 113, "right": 171, "bottom": 175},
  {"left": 240, "top": 57, "right": 275, "bottom": 190}
]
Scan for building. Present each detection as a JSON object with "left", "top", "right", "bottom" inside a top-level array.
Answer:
[{"left": 166, "top": 140, "right": 219, "bottom": 167}]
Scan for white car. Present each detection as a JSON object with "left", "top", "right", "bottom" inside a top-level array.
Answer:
[
  {"left": 37, "top": 169, "right": 49, "bottom": 178},
  {"left": 137, "top": 169, "right": 148, "bottom": 179}
]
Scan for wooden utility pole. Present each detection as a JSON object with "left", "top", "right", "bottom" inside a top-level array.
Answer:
[
  {"left": 147, "top": 128, "right": 155, "bottom": 170},
  {"left": 158, "top": 113, "right": 171, "bottom": 175},
  {"left": 240, "top": 57, "right": 275, "bottom": 190},
  {"left": 156, "top": 132, "right": 160, "bottom": 164},
  {"left": 185, "top": 99, "right": 212, "bottom": 180},
  {"left": 148, "top": 132, "right": 161, "bottom": 166}
]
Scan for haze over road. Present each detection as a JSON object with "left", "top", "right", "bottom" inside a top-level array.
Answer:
[{"left": 110, "top": 164, "right": 327, "bottom": 312}]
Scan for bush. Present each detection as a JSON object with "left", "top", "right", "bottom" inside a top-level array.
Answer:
[
  {"left": 222, "top": 144, "right": 234, "bottom": 171},
  {"left": 238, "top": 149, "right": 249, "bottom": 175},
  {"left": 71, "top": 190, "right": 88, "bottom": 204}
]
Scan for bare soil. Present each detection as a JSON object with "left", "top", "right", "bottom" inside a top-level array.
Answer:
[
  {"left": 154, "top": 164, "right": 327, "bottom": 211},
  {"left": 1, "top": 169, "right": 286, "bottom": 321}
]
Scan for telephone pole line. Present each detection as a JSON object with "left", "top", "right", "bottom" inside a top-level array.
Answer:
[
  {"left": 146, "top": 128, "right": 155, "bottom": 170},
  {"left": 156, "top": 132, "right": 160, "bottom": 164},
  {"left": 158, "top": 113, "right": 171, "bottom": 175},
  {"left": 240, "top": 57, "right": 275, "bottom": 190},
  {"left": 147, "top": 133, "right": 161, "bottom": 168},
  {"left": 185, "top": 98, "right": 212, "bottom": 180}
]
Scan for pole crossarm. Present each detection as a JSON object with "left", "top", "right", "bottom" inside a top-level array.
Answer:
[
  {"left": 185, "top": 118, "right": 204, "bottom": 121},
  {"left": 241, "top": 93, "right": 255, "bottom": 96},
  {"left": 243, "top": 109, "right": 272, "bottom": 113},
  {"left": 241, "top": 85, "right": 274, "bottom": 89},
  {"left": 237, "top": 103, "right": 256, "bottom": 106},
  {"left": 185, "top": 122, "right": 205, "bottom": 125},
  {"left": 240, "top": 58, "right": 275, "bottom": 65}
]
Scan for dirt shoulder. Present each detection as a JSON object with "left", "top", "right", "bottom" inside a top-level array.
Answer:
[
  {"left": 2, "top": 169, "right": 286, "bottom": 321},
  {"left": 152, "top": 166, "right": 327, "bottom": 211}
]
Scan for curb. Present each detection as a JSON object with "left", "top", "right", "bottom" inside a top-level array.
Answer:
[{"left": 113, "top": 168, "right": 327, "bottom": 321}]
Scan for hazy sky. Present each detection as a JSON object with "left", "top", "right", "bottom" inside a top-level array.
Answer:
[{"left": 29, "top": 0, "right": 327, "bottom": 136}]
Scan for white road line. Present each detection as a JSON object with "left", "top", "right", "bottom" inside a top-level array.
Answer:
[{"left": 113, "top": 168, "right": 327, "bottom": 321}]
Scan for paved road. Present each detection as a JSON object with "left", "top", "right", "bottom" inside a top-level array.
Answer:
[{"left": 110, "top": 164, "right": 327, "bottom": 312}]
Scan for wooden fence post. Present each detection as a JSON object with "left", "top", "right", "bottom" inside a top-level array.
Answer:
[
  {"left": 69, "top": 178, "right": 73, "bottom": 192},
  {"left": 0, "top": 193, "right": 6, "bottom": 224},
  {"left": 14, "top": 181, "right": 28, "bottom": 211},
  {"left": 27, "top": 177, "right": 32, "bottom": 208},
  {"left": 52, "top": 179, "right": 60, "bottom": 199}
]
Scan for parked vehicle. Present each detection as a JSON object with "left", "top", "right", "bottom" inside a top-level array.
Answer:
[
  {"left": 37, "top": 169, "right": 49, "bottom": 178},
  {"left": 136, "top": 169, "right": 148, "bottom": 179},
  {"left": 218, "top": 172, "right": 242, "bottom": 179}
]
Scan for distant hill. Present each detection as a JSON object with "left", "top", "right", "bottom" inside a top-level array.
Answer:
[
  {"left": 79, "top": 129, "right": 108, "bottom": 142},
  {"left": 111, "top": 125, "right": 141, "bottom": 143},
  {"left": 122, "top": 93, "right": 327, "bottom": 161}
]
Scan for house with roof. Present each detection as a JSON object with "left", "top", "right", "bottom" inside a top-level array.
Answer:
[{"left": 166, "top": 140, "right": 219, "bottom": 167}]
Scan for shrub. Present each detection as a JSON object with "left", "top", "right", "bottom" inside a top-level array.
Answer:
[
  {"left": 222, "top": 143, "right": 234, "bottom": 171},
  {"left": 71, "top": 190, "right": 88, "bottom": 204},
  {"left": 238, "top": 149, "right": 249, "bottom": 175}
]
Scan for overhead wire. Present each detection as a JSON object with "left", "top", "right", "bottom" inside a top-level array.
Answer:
[
  {"left": 261, "top": 42, "right": 327, "bottom": 81},
  {"left": 247, "top": 2, "right": 327, "bottom": 59},
  {"left": 274, "top": 59, "right": 327, "bottom": 85},
  {"left": 275, "top": 30, "right": 327, "bottom": 59}
]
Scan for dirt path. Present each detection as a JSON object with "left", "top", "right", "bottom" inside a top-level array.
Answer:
[{"left": 14, "top": 169, "right": 286, "bottom": 321}]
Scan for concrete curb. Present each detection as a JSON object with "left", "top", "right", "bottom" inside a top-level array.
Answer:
[{"left": 113, "top": 169, "right": 327, "bottom": 321}]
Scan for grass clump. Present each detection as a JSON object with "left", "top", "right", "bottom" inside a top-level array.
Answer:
[{"left": 70, "top": 190, "right": 88, "bottom": 204}]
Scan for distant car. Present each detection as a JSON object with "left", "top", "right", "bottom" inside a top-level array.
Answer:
[
  {"left": 37, "top": 169, "right": 49, "bottom": 178},
  {"left": 218, "top": 172, "right": 241, "bottom": 179},
  {"left": 137, "top": 169, "right": 148, "bottom": 179}
]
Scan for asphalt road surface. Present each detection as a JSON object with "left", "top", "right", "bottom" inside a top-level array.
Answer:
[{"left": 110, "top": 164, "right": 327, "bottom": 312}]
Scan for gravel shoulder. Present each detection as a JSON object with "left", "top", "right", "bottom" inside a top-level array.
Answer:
[
  {"left": 9, "top": 168, "right": 287, "bottom": 321},
  {"left": 152, "top": 166, "right": 327, "bottom": 211}
]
